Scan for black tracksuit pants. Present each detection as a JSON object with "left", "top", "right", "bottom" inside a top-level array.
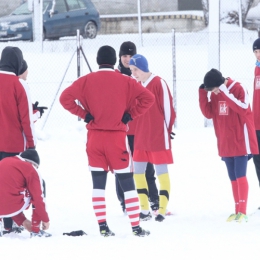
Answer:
[{"left": 253, "top": 130, "right": 260, "bottom": 187}]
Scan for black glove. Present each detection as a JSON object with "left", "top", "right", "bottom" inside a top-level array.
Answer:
[
  {"left": 170, "top": 132, "right": 176, "bottom": 139},
  {"left": 199, "top": 84, "right": 205, "bottom": 89},
  {"left": 63, "top": 230, "right": 87, "bottom": 236},
  {"left": 121, "top": 113, "right": 132, "bottom": 124},
  {"left": 33, "top": 101, "right": 48, "bottom": 118},
  {"left": 84, "top": 113, "right": 94, "bottom": 123}
]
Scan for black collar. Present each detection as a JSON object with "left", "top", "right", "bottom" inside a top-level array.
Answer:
[{"left": 99, "top": 64, "right": 114, "bottom": 69}]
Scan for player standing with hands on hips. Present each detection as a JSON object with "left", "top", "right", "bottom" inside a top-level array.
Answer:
[{"left": 60, "top": 45, "right": 155, "bottom": 237}]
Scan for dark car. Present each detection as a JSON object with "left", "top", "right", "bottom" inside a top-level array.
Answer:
[{"left": 0, "top": 0, "right": 101, "bottom": 41}]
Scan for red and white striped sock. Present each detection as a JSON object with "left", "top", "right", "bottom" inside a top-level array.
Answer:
[
  {"left": 92, "top": 189, "right": 106, "bottom": 224},
  {"left": 124, "top": 190, "right": 140, "bottom": 228}
]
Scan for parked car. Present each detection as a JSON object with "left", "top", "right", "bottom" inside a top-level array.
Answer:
[
  {"left": 0, "top": 0, "right": 101, "bottom": 41},
  {"left": 244, "top": 3, "right": 260, "bottom": 31}
]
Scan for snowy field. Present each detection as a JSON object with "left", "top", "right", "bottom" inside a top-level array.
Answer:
[{"left": 1, "top": 24, "right": 260, "bottom": 260}]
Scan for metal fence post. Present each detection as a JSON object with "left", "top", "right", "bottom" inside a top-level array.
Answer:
[
  {"left": 137, "top": 0, "right": 143, "bottom": 46},
  {"left": 76, "top": 30, "right": 81, "bottom": 121},
  {"left": 172, "top": 29, "right": 177, "bottom": 128},
  {"left": 77, "top": 29, "right": 81, "bottom": 79}
]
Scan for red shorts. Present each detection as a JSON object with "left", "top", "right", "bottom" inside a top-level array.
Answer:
[
  {"left": 133, "top": 149, "right": 173, "bottom": 164},
  {"left": 87, "top": 130, "right": 133, "bottom": 173}
]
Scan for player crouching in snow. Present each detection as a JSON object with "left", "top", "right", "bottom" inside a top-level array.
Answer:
[
  {"left": 0, "top": 149, "right": 51, "bottom": 237},
  {"left": 199, "top": 68, "right": 259, "bottom": 222}
]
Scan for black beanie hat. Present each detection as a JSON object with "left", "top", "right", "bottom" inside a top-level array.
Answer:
[
  {"left": 97, "top": 45, "right": 116, "bottom": 66},
  {"left": 0, "top": 46, "right": 23, "bottom": 76},
  {"left": 119, "top": 41, "right": 137, "bottom": 57},
  {"left": 20, "top": 149, "right": 40, "bottom": 167},
  {"left": 203, "top": 68, "right": 225, "bottom": 91},
  {"left": 253, "top": 38, "right": 260, "bottom": 51},
  {"left": 20, "top": 60, "right": 28, "bottom": 75}
]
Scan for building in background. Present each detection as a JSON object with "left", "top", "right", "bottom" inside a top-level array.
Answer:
[
  {"left": 92, "top": 0, "right": 178, "bottom": 14},
  {"left": 92, "top": 0, "right": 204, "bottom": 34}
]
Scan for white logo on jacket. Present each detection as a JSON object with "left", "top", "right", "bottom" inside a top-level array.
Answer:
[
  {"left": 218, "top": 101, "right": 229, "bottom": 115},
  {"left": 255, "top": 76, "right": 260, "bottom": 90}
]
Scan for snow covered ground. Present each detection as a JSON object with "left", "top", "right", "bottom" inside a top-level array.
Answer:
[
  {"left": 2, "top": 127, "right": 260, "bottom": 260},
  {"left": 1, "top": 23, "right": 260, "bottom": 260}
]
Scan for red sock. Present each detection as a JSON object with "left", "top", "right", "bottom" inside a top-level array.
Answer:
[
  {"left": 32, "top": 208, "right": 41, "bottom": 233},
  {"left": 231, "top": 180, "right": 239, "bottom": 214},
  {"left": 237, "top": 176, "right": 249, "bottom": 215}
]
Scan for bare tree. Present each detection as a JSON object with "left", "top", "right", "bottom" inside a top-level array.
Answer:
[
  {"left": 241, "top": 0, "right": 254, "bottom": 23},
  {"left": 201, "top": 0, "right": 209, "bottom": 25}
]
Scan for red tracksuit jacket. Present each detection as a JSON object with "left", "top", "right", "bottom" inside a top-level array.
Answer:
[
  {"left": 0, "top": 156, "right": 49, "bottom": 222},
  {"left": 252, "top": 66, "right": 260, "bottom": 130},
  {"left": 199, "top": 78, "right": 258, "bottom": 157},
  {"left": 0, "top": 72, "right": 37, "bottom": 152},
  {"left": 134, "top": 74, "right": 176, "bottom": 152},
  {"left": 59, "top": 68, "right": 155, "bottom": 131},
  {"left": 115, "top": 69, "right": 137, "bottom": 135}
]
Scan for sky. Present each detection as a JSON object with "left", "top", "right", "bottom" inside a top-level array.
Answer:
[{"left": 1, "top": 17, "right": 260, "bottom": 260}]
